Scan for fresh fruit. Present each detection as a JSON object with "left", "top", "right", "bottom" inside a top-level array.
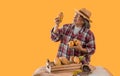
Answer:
[
  {"left": 73, "top": 69, "right": 82, "bottom": 76},
  {"left": 54, "top": 57, "right": 61, "bottom": 66},
  {"left": 73, "top": 39, "right": 81, "bottom": 46},
  {"left": 68, "top": 39, "right": 81, "bottom": 47},
  {"left": 68, "top": 41, "right": 74, "bottom": 47},
  {"left": 58, "top": 12, "right": 64, "bottom": 22},
  {"left": 70, "top": 56, "right": 74, "bottom": 63},
  {"left": 59, "top": 57, "right": 70, "bottom": 65},
  {"left": 74, "top": 56, "right": 80, "bottom": 64}
]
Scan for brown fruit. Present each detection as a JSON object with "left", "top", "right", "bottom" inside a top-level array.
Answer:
[
  {"left": 59, "top": 57, "right": 70, "bottom": 65},
  {"left": 70, "top": 56, "right": 74, "bottom": 63},
  {"left": 58, "top": 12, "right": 64, "bottom": 21},
  {"left": 74, "top": 56, "right": 80, "bottom": 64},
  {"left": 74, "top": 39, "right": 81, "bottom": 46},
  {"left": 68, "top": 41, "right": 74, "bottom": 47},
  {"left": 54, "top": 57, "right": 61, "bottom": 66}
]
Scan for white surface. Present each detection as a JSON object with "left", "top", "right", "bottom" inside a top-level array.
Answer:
[
  {"left": 89, "top": 66, "right": 111, "bottom": 76},
  {"left": 33, "top": 66, "right": 112, "bottom": 76}
]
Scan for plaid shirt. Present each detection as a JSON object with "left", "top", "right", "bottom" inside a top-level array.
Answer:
[{"left": 51, "top": 24, "right": 96, "bottom": 64}]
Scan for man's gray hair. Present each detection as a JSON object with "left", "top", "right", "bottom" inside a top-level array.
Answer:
[{"left": 84, "top": 19, "right": 90, "bottom": 29}]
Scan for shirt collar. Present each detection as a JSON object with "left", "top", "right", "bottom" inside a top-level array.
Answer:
[{"left": 72, "top": 24, "right": 85, "bottom": 33}]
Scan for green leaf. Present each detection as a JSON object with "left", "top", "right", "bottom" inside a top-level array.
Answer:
[{"left": 79, "top": 56, "right": 84, "bottom": 61}]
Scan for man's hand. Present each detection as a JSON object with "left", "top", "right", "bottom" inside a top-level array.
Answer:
[
  {"left": 68, "top": 39, "right": 81, "bottom": 49},
  {"left": 54, "top": 17, "right": 62, "bottom": 26},
  {"left": 71, "top": 39, "right": 82, "bottom": 50},
  {"left": 69, "top": 39, "right": 87, "bottom": 52},
  {"left": 53, "top": 12, "right": 64, "bottom": 33},
  {"left": 54, "top": 12, "right": 63, "bottom": 25},
  {"left": 72, "top": 44, "right": 83, "bottom": 50}
]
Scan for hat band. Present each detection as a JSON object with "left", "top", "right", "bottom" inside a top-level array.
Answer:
[{"left": 80, "top": 10, "right": 89, "bottom": 19}]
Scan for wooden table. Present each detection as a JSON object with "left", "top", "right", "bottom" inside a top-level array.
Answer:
[{"left": 33, "top": 66, "right": 113, "bottom": 76}]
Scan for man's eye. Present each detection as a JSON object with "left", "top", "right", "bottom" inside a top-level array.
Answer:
[{"left": 74, "top": 16, "right": 77, "bottom": 18}]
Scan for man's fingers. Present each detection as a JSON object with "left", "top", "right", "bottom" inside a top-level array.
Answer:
[{"left": 54, "top": 17, "right": 61, "bottom": 25}]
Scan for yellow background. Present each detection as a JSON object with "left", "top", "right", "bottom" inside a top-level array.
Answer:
[{"left": 0, "top": 0, "right": 120, "bottom": 76}]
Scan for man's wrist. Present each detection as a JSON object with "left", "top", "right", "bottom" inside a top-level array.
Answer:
[
  {"left": 78, "top": 46, "right": 87, "bottom": 52},
  {"left": 53, "top": 25, "right": 59, "bottom": 33},
  {"left": 81, "top": 48, "right": 87, "bottom": 52}
]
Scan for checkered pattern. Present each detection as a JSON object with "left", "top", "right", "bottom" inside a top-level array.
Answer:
[{"left": 51, "top": 24, "right": 96, "bottom": 64}]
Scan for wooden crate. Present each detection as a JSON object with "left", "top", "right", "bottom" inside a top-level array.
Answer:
[{"left": 46, "top": 59, "right": 82, "bottom": 73}]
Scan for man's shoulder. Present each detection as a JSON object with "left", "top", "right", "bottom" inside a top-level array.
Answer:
[
  {"left": 63, "top": 23, "right": 73, "bottom": 27},
  {"left": 62, "top": 23, "right": 73, "bottom": 29},
  {"left": 87, "top": 29, "right": 95, "bottom": 36}
]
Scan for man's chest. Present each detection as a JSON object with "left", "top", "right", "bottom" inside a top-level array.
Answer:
[{"left": 61, "top": 29, "right": 87, "bottom": 45}]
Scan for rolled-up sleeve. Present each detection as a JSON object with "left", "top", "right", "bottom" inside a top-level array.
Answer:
[
  {"left": 86, "top": 30, "right": 96, "bottom": 55},
  {"left": 51, "top": 28, "right": 60, "bottom": 42},
  {"left": 51, "top": 26, "right": 63, "bottom": 42}
]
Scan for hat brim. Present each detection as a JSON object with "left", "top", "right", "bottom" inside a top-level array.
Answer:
[{"left": 75, "top": 9, "right": 92, "bottom": 22}]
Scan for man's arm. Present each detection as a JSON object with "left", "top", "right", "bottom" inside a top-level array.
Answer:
[
  {"left": 72, "top": 30, "right": 96, "bottom": 55},
  {"left": 51, "top": 12, "right": 64, "bottom": 42},
  {"left": 51, "top": 25, "right": 63, "bottom": 42},
  {"left": 85, "top": 30, "right": 96, "bottom": 55}
]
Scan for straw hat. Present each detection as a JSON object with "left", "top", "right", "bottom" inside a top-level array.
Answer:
[{"left": 75, "top": 8, "right": 92, "bottom": 22}]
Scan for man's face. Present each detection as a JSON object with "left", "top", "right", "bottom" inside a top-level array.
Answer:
[{"left": 73, "top": 13, "right": 84, "bottom": 27}]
